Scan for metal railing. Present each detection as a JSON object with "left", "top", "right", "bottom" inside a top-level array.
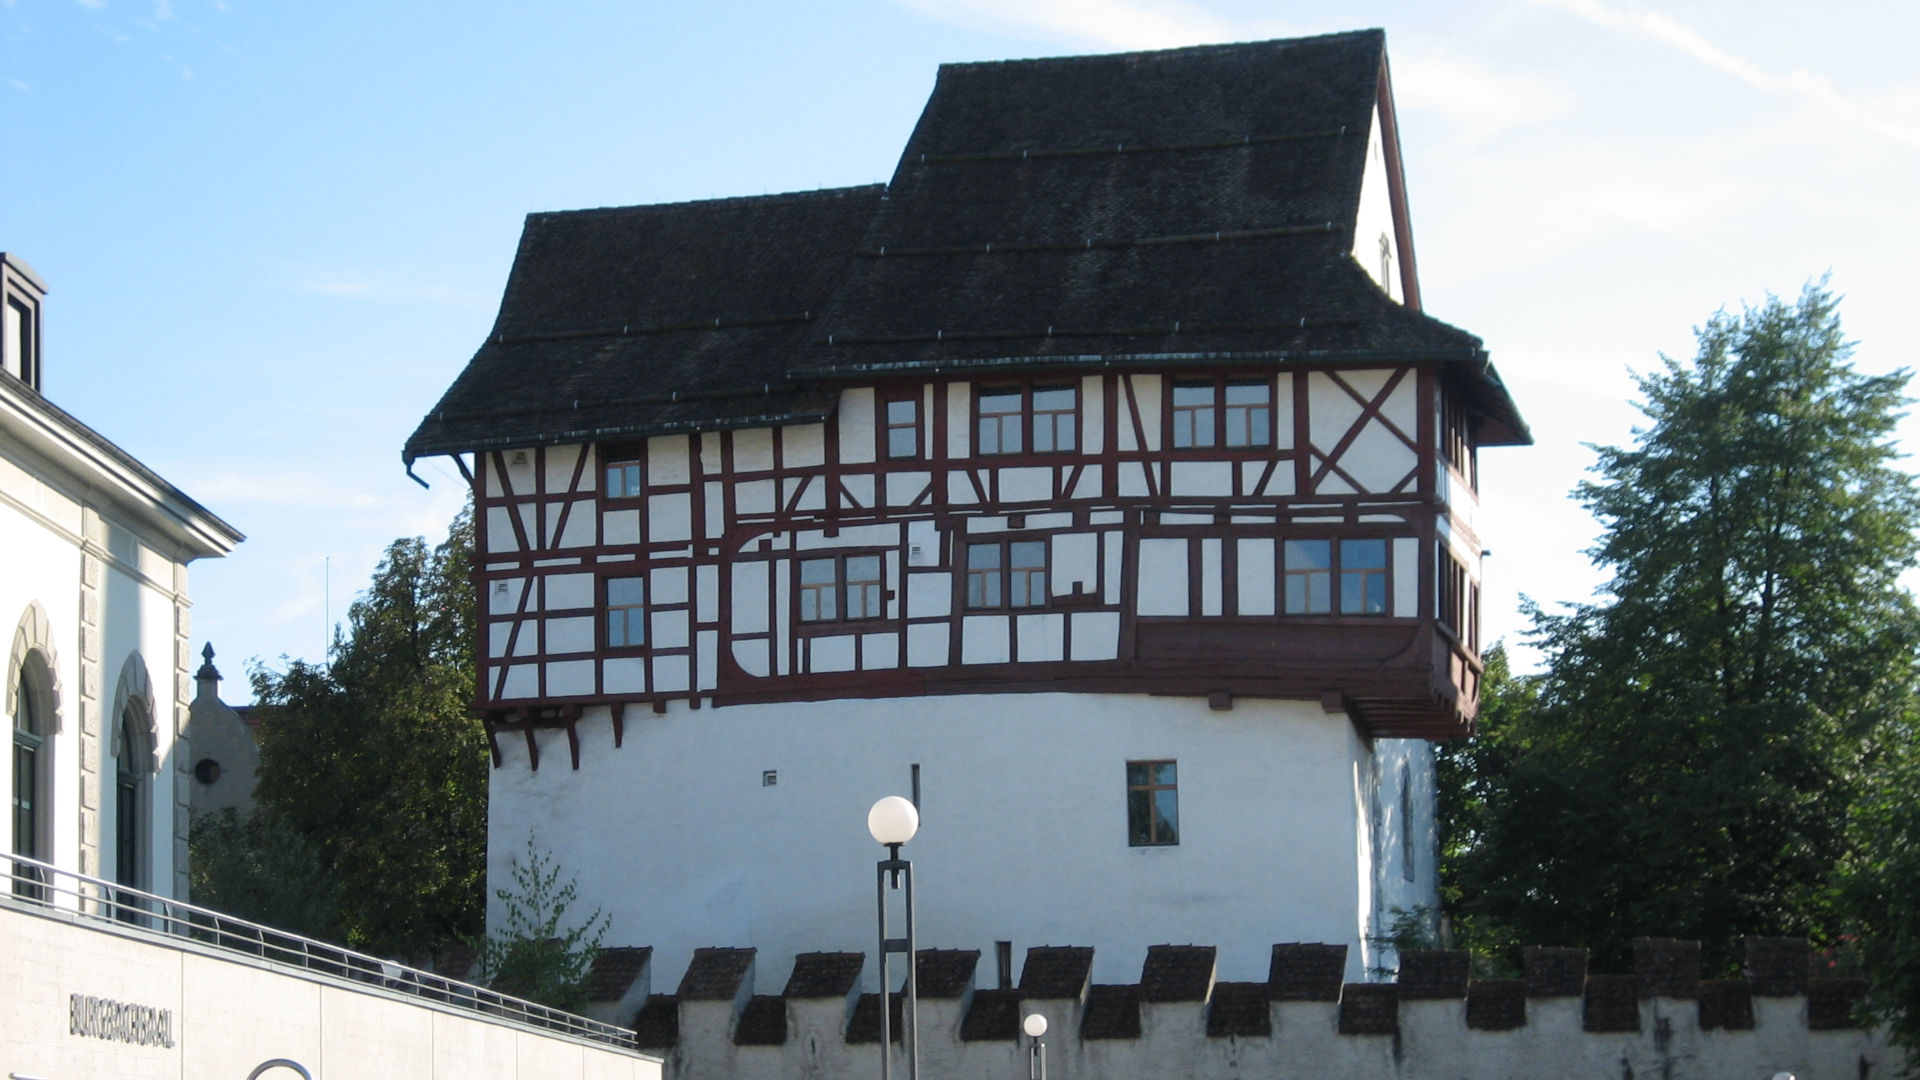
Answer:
[{"left": 2, "top": 852, "right": 638, "bottom": 1051}]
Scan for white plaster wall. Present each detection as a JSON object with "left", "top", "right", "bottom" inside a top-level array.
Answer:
[
  {"left": 1351, "top": 105, "right": 1402, "bottom": 303},
  {"left": 0, "top": 470, "right": 84, "bottom": 878},
  {"left": 0, "top": 903, "right": 661, "bottom": 1079},
  {"left": 1369, "top": 738, "right": 1441, "bottom": 958},
  {"left": 488, "top": 692, "right": 1375, "bottom": 990}
]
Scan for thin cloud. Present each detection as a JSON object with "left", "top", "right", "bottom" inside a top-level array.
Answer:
[
  {"left": 72, "top": 0, "right": 107, "bottom": 8},
  {"left": 1533, "top": 0, "right": 1920, "bottom": 149},
  {"left": 154, "top": 0, "right": 173, "bottom": 17},
  {"left": 1392, "top": 49, "right": 1569, "bottom": 143},
  {"left": 8, "top": 79, "right": 28, "bottom": 93},
  {"left": 192, "top": 472, "right": 403, "bottom": 511},
  {"left": 889, "top": 0, "right": 1297, "bottom": 51}
]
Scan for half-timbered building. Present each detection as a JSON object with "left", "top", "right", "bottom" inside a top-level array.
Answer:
[{"left": 406, "top": 30, "right": 1528, "bottom": 986}]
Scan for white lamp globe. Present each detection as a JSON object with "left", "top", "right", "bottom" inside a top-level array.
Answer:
[
  {"left": 868, "top": 795, "right": 920, "bottom": 845},
  {"left": 1022, "top": 1013, "right": 1048, "bottom": 1038}
]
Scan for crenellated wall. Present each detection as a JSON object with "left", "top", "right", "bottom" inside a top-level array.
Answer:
[{"left": 574, "top": 937, "right": 1899, "bottom": 1080}]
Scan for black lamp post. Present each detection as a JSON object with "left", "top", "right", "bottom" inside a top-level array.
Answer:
[{"left": 868, "top": 795, "right": 921, "bottom": 1080}]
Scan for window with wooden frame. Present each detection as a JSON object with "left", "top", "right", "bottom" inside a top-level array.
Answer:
[
  {"left": 1437, "top": 551, "right": 1479, "bottom": 652},
  {"left": 1439, "top": 391, "right": 1476, "bottom": 491},
  {"left": 964, "top": 539, "right": 1049, "bottom": 610},
  {"left": 602, "top": 443, "right": 644, "bottom": 500},
  {"left": 1283, "top": 537, "right": 1390, "bottom": 616},
  {"left": 1170, "top": 379, "right": 1272, "bottom": 449},
  {"left": 975, "top": 384, "right": 1079, "bottom": 455},
  {"left": 1126, "top": 760, "right": 1179, "bottom": 846},
  {"left": 605, "top": 576, "right": 647, "bottom": 647},
  {"left": 882, "top": 393, "right": 921, "bottom": 460},
  {"left": 797, "top": 553, "right": 886, "bottom": 623}
]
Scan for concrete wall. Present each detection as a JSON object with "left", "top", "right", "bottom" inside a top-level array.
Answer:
[
  {"left": 0, "top": 900, "right": 661, "bottom": 1079},
  {"left": 492, "top": 692, "right": 1438, "bottom": 989}
]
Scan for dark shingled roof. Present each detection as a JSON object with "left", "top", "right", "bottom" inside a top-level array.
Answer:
[
  {"left": 1698, "top": 979, "right": 1755, "bottom": 1031},
  {"left": 1206, "top": 982, "right": 1272, "bottom": 1037},
  {"left": 1632, "top": 938, "right": 1700, "bottom": 999},
  {"left": 915, "top": 949, "right": 981, "bottom": 999},
  {"left": 733, "top": 994, "right": 788, "bottom": 1046},
  {"left": 584, "top": 946, "right": 652, "bottom": 1003},
  {"left": 406, "top": 187, "right": 882, "bottom": 460},
  {"left": 1141, "top": 944, "right": 1215, "bottom": 1002},
  {"left": 1018, "top": 946, "right": 1094, "bottom": 999},
  {"left": 1269, "top": 943, "right": 1347, "bottom": 1001},
  {"left": 408, "top": 31, "right": 1529, "bottom": 464},
  {"left": 677, "top": 947, "right": 756, "bottom": 1001},
  {"left": 1466, "top": 980, "right": 1526, "bottom": 1031},
  {"left": 632, "top": 995, "right": 679, "bottom": 1049},
  {"left": 1808, "top": 978, "right": 1868, "bottom": 1031},
  {"left": 1337, "top": 983, "right": 1398, "bottom": 1035},
  {"left": 1524, "top": 946, "right": 1588, "bottom": 997},
  {"left": 959, "top": 987, "right": 1022, "bottom": 1041},
  {"left": 1081, "top": 984, "right": 1143, "bottom": 1039},
  {"left": 1582, "top": 974, "right": 1640, "bottom": 1033},
  {"left": 845, "top": 993, "right": 905, "bottom": 1043},
  {"left": 1396, "top": 950, "right": 1470, "bottom": 1000},
  {"left": 784, "top": 952, "right": 865, "bottom": 999}
]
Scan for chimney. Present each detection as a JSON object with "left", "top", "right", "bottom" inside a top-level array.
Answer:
[{"left": 1, "top": 252, "right": 48, "bottom": 392}]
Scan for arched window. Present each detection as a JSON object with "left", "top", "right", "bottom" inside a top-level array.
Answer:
[
  {"left": 11, "top": 658, "right": 51, "bottom": 898},
  {"left": 113, "top": 702, "right": 151, "bottom": 910}
]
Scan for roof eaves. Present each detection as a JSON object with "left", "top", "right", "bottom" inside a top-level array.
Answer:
[{"left": 0, "top": 373, "right": 244, "bottom": 555}]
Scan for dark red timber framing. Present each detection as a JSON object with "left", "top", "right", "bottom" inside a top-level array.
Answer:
[{"left": 405, "top": 32, "right": 1532, "bottom": 769}]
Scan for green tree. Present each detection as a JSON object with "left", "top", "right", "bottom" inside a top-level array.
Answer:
[
  {"left": 1839, "top": 723, "right": 1920, "bottom": 1061},
  {"left": 249, "top": 504, "right": 486, "bottom": 959},
  {"left": 188, "top": 807, "right": 343, "bottom": 942},
  {"left": 1445, "top": 284, "right": 1920, "bottom": 972},
  {"left": 474, "top": 836, "right": 608, "bottom": 1011}
]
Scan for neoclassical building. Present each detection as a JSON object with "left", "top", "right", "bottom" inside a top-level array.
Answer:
[
  {"left": 407, "top": 31, "right": 1527, "bottom": 988},
  {"left": 2, "top": 252, "right": 242, "bottom": 903}
]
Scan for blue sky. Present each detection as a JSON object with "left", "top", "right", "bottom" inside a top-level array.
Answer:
[{"left": 5, "top": 0, "right": 1917, "bottom": 692}]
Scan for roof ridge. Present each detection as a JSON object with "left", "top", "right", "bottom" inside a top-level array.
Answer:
[
  {"left": 935, "top": 28, "right": 1383, "bottom": 74},
  {"left": 528, "top": 183, "right": 887, "bottom": 222}
]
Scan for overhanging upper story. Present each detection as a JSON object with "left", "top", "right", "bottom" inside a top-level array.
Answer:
[{"left": 405, "top": 31, "right": 1528, "bottom": 748}]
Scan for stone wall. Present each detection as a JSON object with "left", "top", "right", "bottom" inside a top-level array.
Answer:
[{"left": 581, "top": 937, "right": 1899, "bottom": 1080}]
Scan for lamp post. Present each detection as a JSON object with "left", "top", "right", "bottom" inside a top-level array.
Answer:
[
  {"left": 869, "top": 795, "right": 921, "bottom": 1080},
  {"left": 1022, "top": 1013, "right": 1048, "bottom": 1080}
]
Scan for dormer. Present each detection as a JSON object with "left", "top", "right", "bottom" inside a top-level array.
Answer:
[{"left": 2, "top": 252, "right": 48, "bottom": 392}]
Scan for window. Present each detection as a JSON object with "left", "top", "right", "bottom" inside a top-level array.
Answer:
[
  {"left": 603, "top": 446, "right": 643, "bottom": 499},
  {"left": 4, "top": 297, "right": 33, "bottom": 387},
  {"left": 964, "top": 539, "right": 1048, "bottom": 609},
  {"left": 1438, "top": 552, "right": 1480, "bottom": 652},
  {"left": 1126, "top": 760, "right": 1178, "bottom": 846},
  {"left": 1031, "top": 386, "right": 1077, "bottom": 453},
  {"left": 1171, "top": 383, "right": 1215, "bottom": 448},
  {"left": 606, "top": 577, "right": 646, "bottom": 647},
  {"left": 1340, "top": 539, "right": 1389, "bottom": 614},
  {"left": 1222, "top": 382, "right": 1272, "bottom": 447},
  {"left": 975, "top": 384, "right": 1078, "bottom": 455},
  {"left": 1283, "top": 540, "right": 1331, "bottom": 614},
  {"left": 1284, "top": 538, "right": 1389, "bottom": 615},
  {"left": 883, "top": 395, "right": 921, "bottom": 459},
  {"left": 798, "top": 554, "right": 885, "bottom": 623},
  {"left": 113, "top": 707, "right": 148, "bottom": 917},
  {"left": 1440, "top": 390, "right": 1476, "bottom": 490},
  {"left": 1170, "top": 379, "right": 1271, "bottom": 449},
  {"left": 12, "top": 662, "right": 48, "bottom": 899}
]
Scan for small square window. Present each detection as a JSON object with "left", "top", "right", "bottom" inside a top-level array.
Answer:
[
  {"left": 885, "top": 396, "right": 921, "bottom": 459},
  {"left": 1031, "top": 386, "right": 1077, "bottom": 453},
  {"left": 965, "top": 540, "right": 1049, "bottom": 610},
  {"left": 1340, "top": 539, "right": 1388, "bottom": 615},
  {"left": 798, "top": 554, "right": 887, "bottom": 623},
  {"left": 1283, "top": 540, "right": 1331, "bottom": 614},
  {"left": 606, "top": 577, "right": 646, "bottom": 646},
  {"left": 603, "top": 445, "right": 644, "bottom": 500},
  {"left": 977, "top": 389, "right": 1024, "bottom": 455},
  {"left": 1222, "top": 381, "right": 1271, "bottom": 448},
  {"left": 1126, "top": 760, "right": 1178, "bottom": 846},
  {"left": 1171, "top": 383, "right": 1216, "bottom": 448}
]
